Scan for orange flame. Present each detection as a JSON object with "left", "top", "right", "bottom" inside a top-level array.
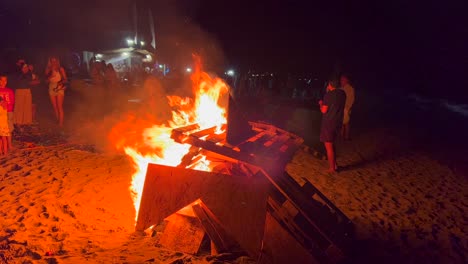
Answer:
[{"left": 110, "top": 56, "right": 229, "bottom": 223}]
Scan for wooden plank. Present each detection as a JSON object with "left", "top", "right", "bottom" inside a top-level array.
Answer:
[
  {"left": 136, "top": 164, "right": 270, "bottom": 259},
  {"left": 265, "top": 134, "right": 290, "bottom": 149},
  {"left": 190, "top": 126, "right": 218, "bottom": 139},
  {"left": 301, "top": 179, "right": 354, "bottom": 230},
  {"left": 258, "top": 168, "right": 346, "bottom": 253},
  {"left": 246, "top": 131, "right": 268, "bottom": 142},
  {"left": 158, "top": 213, "right": 205, "bottom": 254},
  {"left": 237, "top": 133, "right": 275, "bottom": 154},
  {"left": 249, "top": 121, "right": 304, "bottom": 145},
  {"left": 268, "top": 196, "right": 331, "bottom": 259},
  {"left": 172, "top": 123, "right": 200, "bottom": 133},
  {"left": 263, "top": 134, "right": 286, "bottom": 147},
  {"left": 177, "top": 146, "right": 201, "bottom": 168},
  {"left": 259, "top": 212, "right": 320, "bottom": 264},
  {"left": 206, "top": 133, "right": 226, "bottom": 144},
  {"left": 192, "top": 203, "right": 233, "bottom": 253}
]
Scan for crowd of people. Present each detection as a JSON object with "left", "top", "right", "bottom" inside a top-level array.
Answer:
[
  {"left": 89, "top": 58, "right": 120, "bottom": 90},
  {"left": 0, "top": 53, "right": 356, "bottom": 162},
  {"left": 230, "top": 72, "right": 325, "bottom": 103},
  {"left": 0, "top": 56, "right": 69, "bottom": 155}
]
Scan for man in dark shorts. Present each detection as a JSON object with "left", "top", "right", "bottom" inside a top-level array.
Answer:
[{"left": 319, "top": 79, "right": 346, "bottom": 172}]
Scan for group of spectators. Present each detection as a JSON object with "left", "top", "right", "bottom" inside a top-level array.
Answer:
[
  {"left": 0, "top": 57, "right": 68, "bottom": 155},
  {"left": 89, "top": 58, "right": 120, "bottom": 90},
  {"left": 229, "top": 72, "right": 325, "bottom": 102}
]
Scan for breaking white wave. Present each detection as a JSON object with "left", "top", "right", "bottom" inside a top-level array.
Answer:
[{"left": 408, "top": 94, "right": 468, "bottom": 117}]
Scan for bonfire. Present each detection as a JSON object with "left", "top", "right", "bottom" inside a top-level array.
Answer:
[{"left": 110, "top": 56, "right": 229, "bottom": 223}]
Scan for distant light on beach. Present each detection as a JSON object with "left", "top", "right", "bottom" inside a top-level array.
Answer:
[
  {"left": 122, "top": 52, "right": 129, "bottom": 57},
  {"left": 226, "top": 69, "right": 235, "bottom": 76},
  {"left": 95, "top": 54, "right": 103, "bottom": 59},
  {"left": 140, "top": 41, "right": 145, "bottom": 46},
  {"left": 158, "top": 65, "right": 163, "bottom": 69},
  {"left": 186, "top": 67, "right": 192, "bottom": 73},
  {"left": 126, "top": 39, "right": 135, "bottom": 46}
]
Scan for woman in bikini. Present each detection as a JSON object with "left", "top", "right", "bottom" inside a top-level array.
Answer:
[{"left": 45, "top": 57, "right": 67, "bottom": 127}]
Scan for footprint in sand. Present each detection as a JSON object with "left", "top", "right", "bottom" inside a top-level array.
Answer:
[
  {"left": 9, "top": 164, "right": 23, "bottom": 172},
  {"left": 17, "top": 215, "right": 25, "bottom": 222},
  {"left": 16, "top": 205, "right": 28, "bottom": 214},
  {"left": 36, "top": 188, "right": 47, "bottom": 194}
]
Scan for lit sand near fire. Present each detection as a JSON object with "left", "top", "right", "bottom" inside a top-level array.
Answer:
[
  {"left": 1, "top": 126, "right": 467, "bottom": 263},
  {"left": 0, "top": 146, "right": 235, "bottom": 263}
]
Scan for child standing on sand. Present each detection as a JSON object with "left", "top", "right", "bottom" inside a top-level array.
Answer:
[
  {"left": 0, "top": 75, "right": 15, "bottom": 155},
  {"left": 0, "top": 95, "right": 9, "bottom": 155}
]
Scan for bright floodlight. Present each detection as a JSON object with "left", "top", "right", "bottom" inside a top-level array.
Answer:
[
  {"left": 158, "top": 64, "right": 163, "bottom": 69},
  {"left": 140, "top": 41, "right": 145, "bottom": 46},
  {"left": 122, "top": 52, "right": 129, "bottom": 57},
  {"left": 186, "top": 67, "right": 192, "bottom": 73},
  {"left": 126, "top": 39, "right": 134, "bottom": 46},
  {"left": 95, "top": 54, "right": 103, "bottom": 59},
  {"left": 226, "top": 69, "right": 235, "bottom": 76}
]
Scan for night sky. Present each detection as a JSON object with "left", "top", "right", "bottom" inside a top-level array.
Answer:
[{"left": 1, "top": 0, "right": 467, "bottom": 100}]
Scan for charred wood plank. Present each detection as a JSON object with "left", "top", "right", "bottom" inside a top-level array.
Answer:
[
  {"left": 259, "top": 212, "right": 320, "bottom": 264},
  {"left": 258, "top": 168, "right": 348, "bottom": 257},
  {"left": 191, "top": 126, "right": 218, "bottom": 139},
  {"left": 178, "top": 146, "right": 201, "bottom": 168},
  {"left": 301, "top": 179, "right": 354, "bottom": 229},
  {"left": 192, "top": 203, "right": 234, "bottom": 253},
  {"left": 206, "top": 133, "right": 226, "bottom": 144},
  {"left": 267, "top": 198, "right": 328, "bottom": 263}
]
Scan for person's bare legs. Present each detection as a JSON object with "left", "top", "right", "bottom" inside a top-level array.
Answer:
[
  {"left": 324, "top": 142, "right": 337, "bottom": 172},
  {"left": 49, "top": 95, "right": 59, "bottom": 121},
  {"left": 57, "top": 94, "right": 64, "bottom": 127},
  {"left": 2, "top": 136, "right": 8, "bottom": 155},
  {"left": 7, "top": 135, "right": 13, "bottom": 151},
  {"left": 32, "top": 104, "right": 36, "bottom": 123},
  {"left": 0, "top": 138, "right": 4, "bottom": 155},
  {"left": 342, "top": 123, "right": 350, "bottom": 140}
]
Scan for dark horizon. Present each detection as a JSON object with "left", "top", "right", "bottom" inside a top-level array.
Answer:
[{"left": 1, "top": 0, "right": 467, "bottom": 101}]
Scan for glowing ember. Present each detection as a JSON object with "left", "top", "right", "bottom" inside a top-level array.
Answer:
[{"left": 110, "top": 56, "right": 229, "bottom": 223}]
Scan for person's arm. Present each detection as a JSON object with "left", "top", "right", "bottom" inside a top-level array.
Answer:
[
  {"left": 8, "top": 90, "right": 15, "bottom": 110},
  {"left": 348, "top": 87, "right": 355, "bottom": 111},
  {"left": 319, "top": 94, "right": 329, "bottom": 114},
  {"left": 0, "top": 97, "right": 6, "bottom": 110},
  {"left": 320, "top": 103, "right": 328, "bottom": 114},
  {"left": 29, "top": 74, "right": 40, "bottom": 85},
  {"left": 60, "top": 67, "right": 68, "bottom": 83}
]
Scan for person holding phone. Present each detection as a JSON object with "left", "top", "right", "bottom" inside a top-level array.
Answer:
[
  {"left": 319, "top": 79, "right": 346, "bottom": 173},
  {"left": 45, "top": 56, "right": 67, "bottom": 127}
]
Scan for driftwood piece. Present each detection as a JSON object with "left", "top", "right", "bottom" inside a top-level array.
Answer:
[{"left": 136, "top": 164, "right": 270, "bottom": 259}]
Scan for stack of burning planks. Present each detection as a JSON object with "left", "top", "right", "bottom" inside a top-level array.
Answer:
[
  {"left": 171, "top": 121, "right": 304, "bottom": 171},
  {"left": 137, "top": 121, "right": 354, "bottom": 263}
]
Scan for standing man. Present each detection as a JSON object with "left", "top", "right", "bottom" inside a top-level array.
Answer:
[
  {"left": 319, "top": 79, "right": 346, "bottom": 172},
  {"left": 340, "top": 75, "right": 355, "bottom": 140}
]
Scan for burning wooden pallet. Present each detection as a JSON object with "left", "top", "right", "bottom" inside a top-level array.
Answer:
[
  {"left": 171, "top": 121, "right": 304, "bottom": 171},
  {"left": 137, "top": 121, "right": 354, "bottom": 263}
]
